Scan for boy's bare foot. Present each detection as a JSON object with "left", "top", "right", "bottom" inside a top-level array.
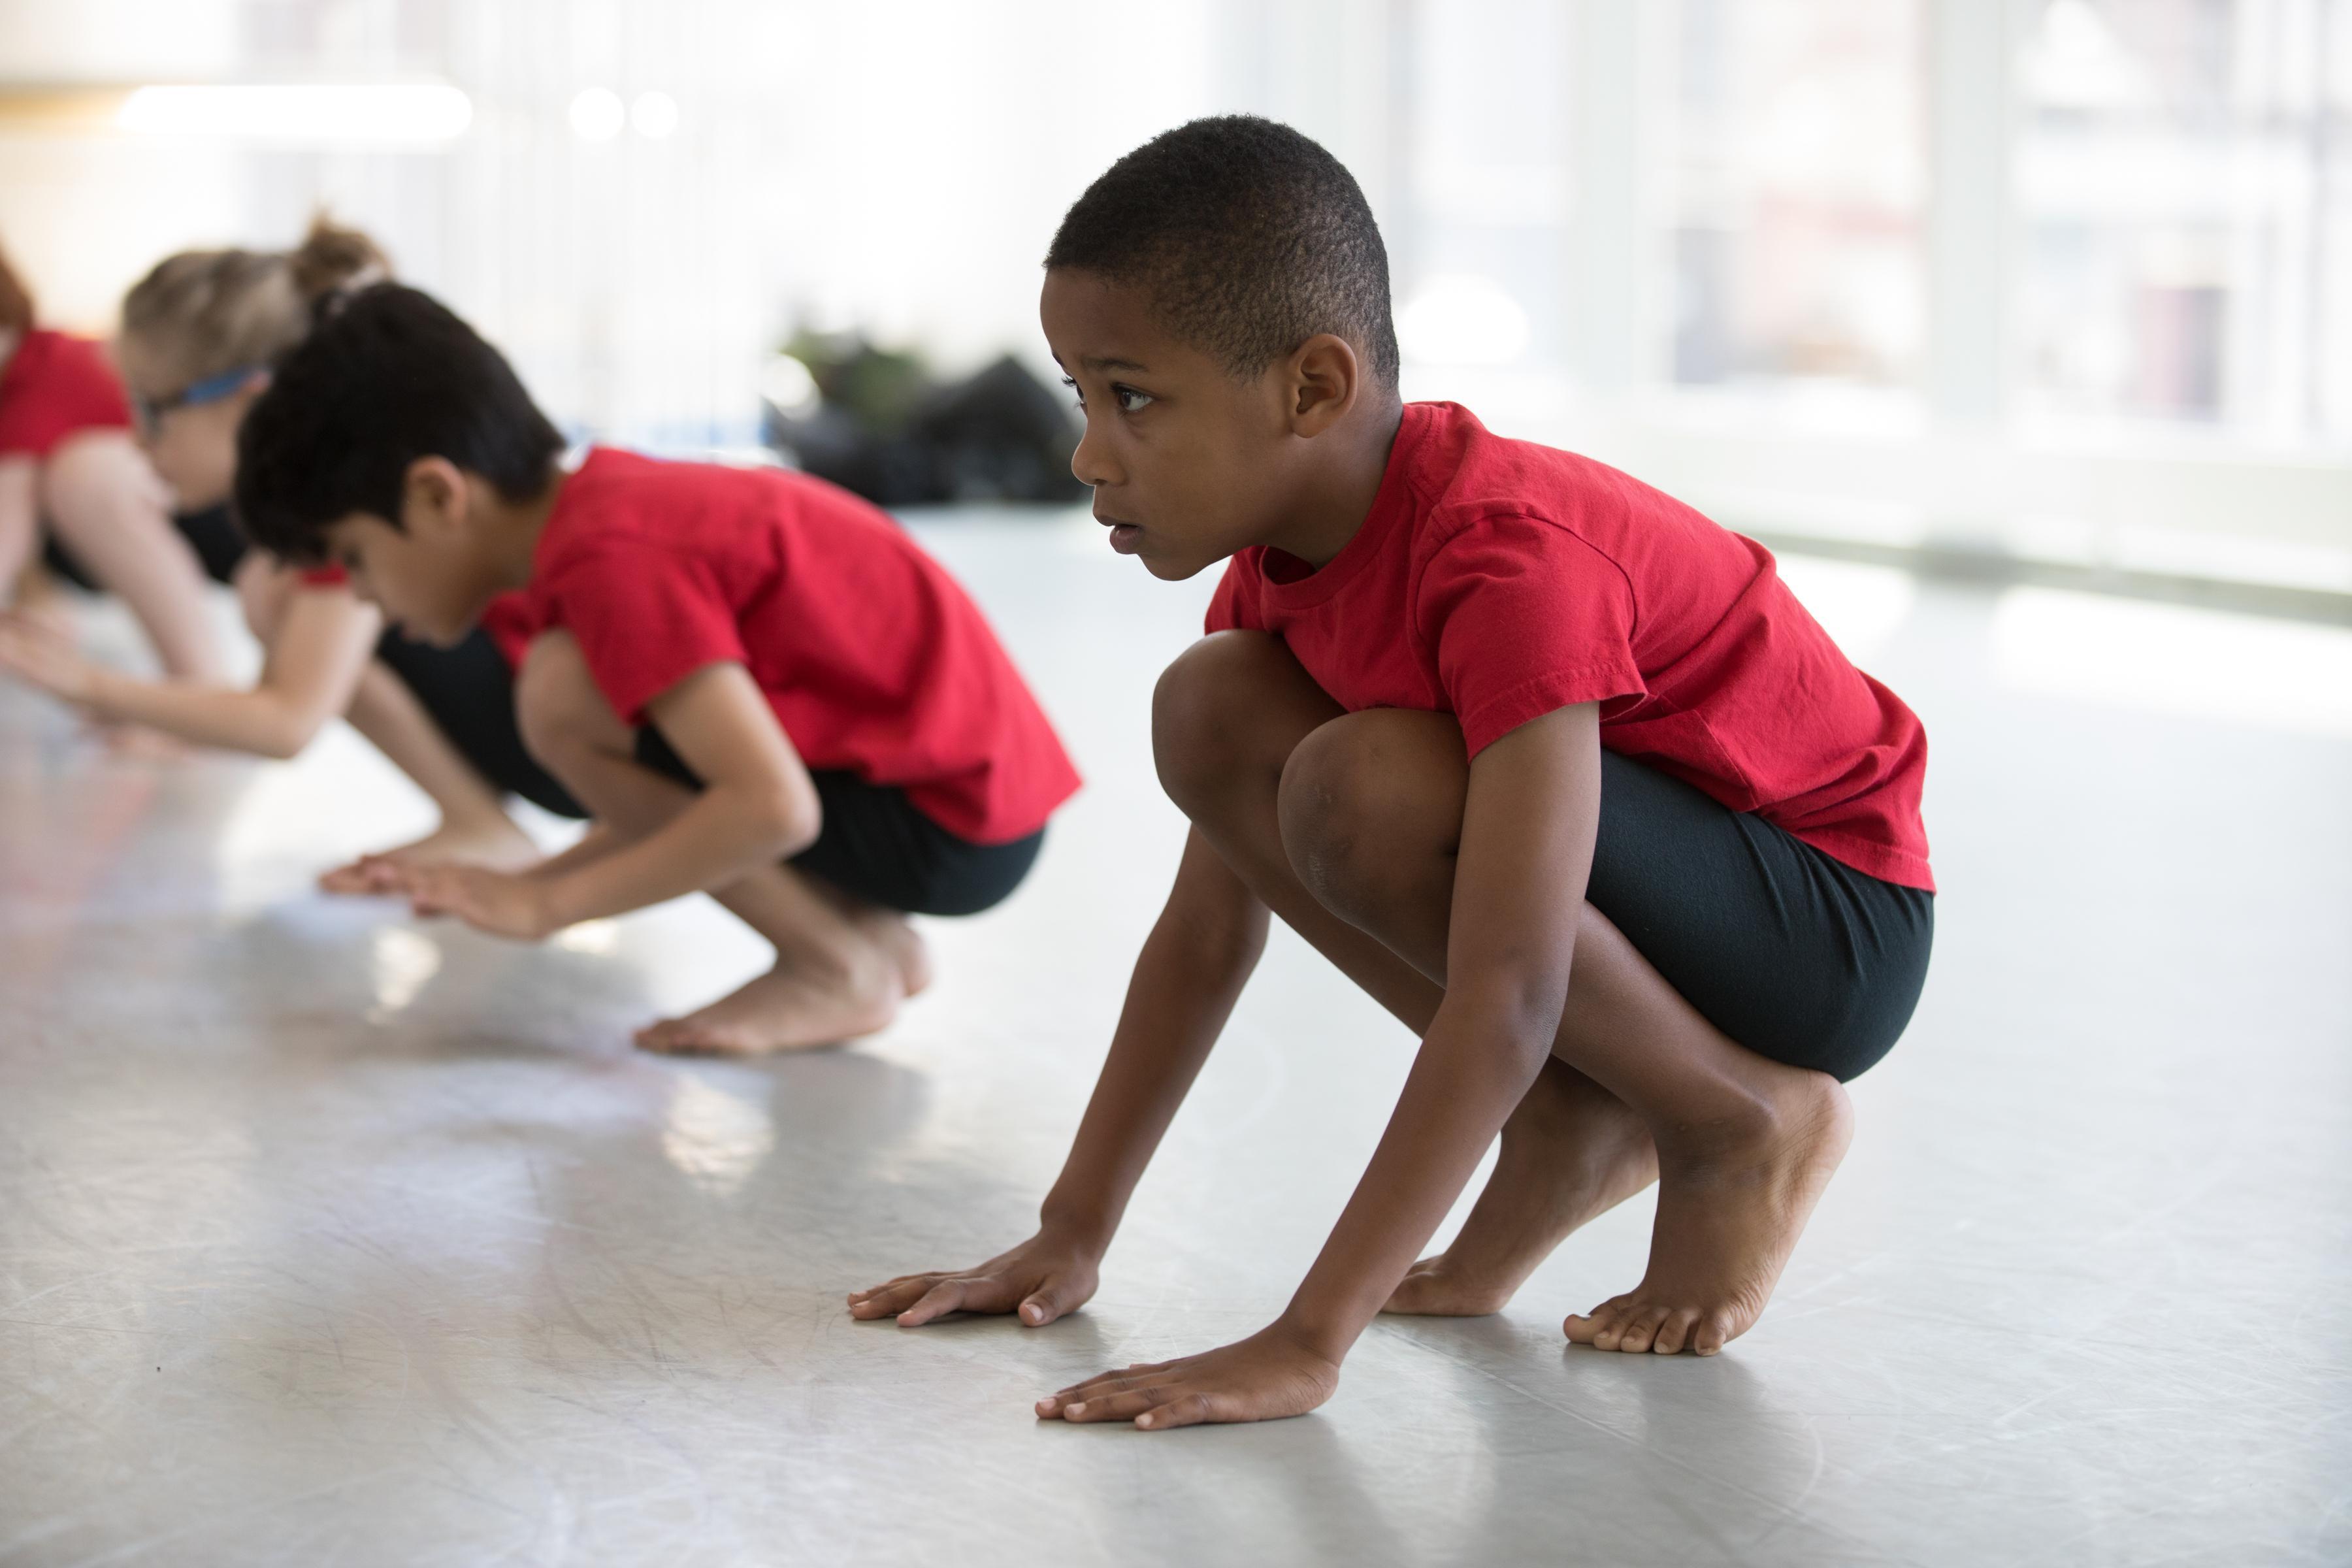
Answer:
[
  {"left": 1565, "top": 1066, "right": 1853, "bottom": 1356},
  {"left": 1385, "top": 1062, "right": 1658, "bottom": 1316},
  {"left": 634, "top": 916, "right": 929, "bottom": 1055},
  {"left": 319, "top": 815, "right": 539, "bottom": 895}
]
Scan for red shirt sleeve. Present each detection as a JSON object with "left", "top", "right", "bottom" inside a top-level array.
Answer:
[
  {"left": 296, "top": 564, "right": 350, "bottom": 587},
  {"left": 1202, "top": 554, "right": 1260, "bottom": 636},
  {"left": 1418, "top": 513, "right": 1646, "bottom": 757},
  {"left": 0, "top": 332, "right": 135, "bottom": 459},
  {"left": 544, "top": 542, "right": 749, "bottom": 724}
]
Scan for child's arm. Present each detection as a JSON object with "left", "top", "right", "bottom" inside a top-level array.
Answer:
[
  {"left": 849, "top": 828, "right": 1269, "bottom": 1326},
  {"left": 0, "top": 587, "right": 376, "bottom": 758},
  {"left": 402, "top": 661, "right": 817, "bottom": 938},
  {"left": 0, "top": 457, "right": 37, "bottom": 600},
  {"left": 1041, "top": 703, "right": 1601, "bottom": 1429}
]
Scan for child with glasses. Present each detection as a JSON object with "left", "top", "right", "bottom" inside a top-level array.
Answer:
[{"left": 0, "top": 221, "right": 587, "bottom": 886}]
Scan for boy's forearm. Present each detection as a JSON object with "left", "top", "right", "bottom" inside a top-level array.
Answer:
[
  {"left": 1277, "top": 990, "right": 1557, "bottom": 1359},
  {"left": 1039, "top": 832, "right": 1268, "bottom": 1251},
  {"left": 521, "top": 822, "right": 627, "bottom": 883},
  {"left": 539, "top": 785, "right": 804, "bottom": 926}
]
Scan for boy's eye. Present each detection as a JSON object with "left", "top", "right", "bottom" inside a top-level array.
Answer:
[
  {"left": 1111, "top": 384, "right": 1154, "bottom": 414},
  {"left": 1059, "top": 374, "right": 1085, "bottom": 410}
]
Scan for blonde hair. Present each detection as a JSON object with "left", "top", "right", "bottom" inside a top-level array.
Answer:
[{"left": 120, "top": 216, "right": 389, "bottom": 386}]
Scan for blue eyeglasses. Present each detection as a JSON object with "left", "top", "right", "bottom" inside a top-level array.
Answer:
[{"left": 131, "top": 365, "right": 263, "bottom": 431}]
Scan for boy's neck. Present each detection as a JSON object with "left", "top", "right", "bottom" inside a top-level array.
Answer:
[
  {"left": 483, "top": 465, "right": 568, "bottom": 590},
  {"left": 1266, "top": 398, "right": 1406, "bottom": 571}
]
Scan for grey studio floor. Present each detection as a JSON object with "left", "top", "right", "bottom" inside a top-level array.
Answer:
[{"left": 3, "top": 507, "right": 2349, "bottom": 1568}]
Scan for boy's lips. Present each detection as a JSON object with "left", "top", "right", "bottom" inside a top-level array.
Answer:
[{"left": 1099, "top": 516, "right": 1143, "bottom": 555}]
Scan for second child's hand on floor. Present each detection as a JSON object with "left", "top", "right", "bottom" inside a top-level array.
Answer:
[{"left": 399, "top": 862, "right": 561, "bottom": 941}]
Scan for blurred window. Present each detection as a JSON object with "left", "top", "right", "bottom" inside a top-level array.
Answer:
[
  {"left": 1391, "top": 0, "right": 1573, "bottom": 369},
  {"left": 1669, "top": 0, "right": 1930, "bottom": 391},
  {"left": 2017, "top": 0, "right": 2352, "bottom": 442}
]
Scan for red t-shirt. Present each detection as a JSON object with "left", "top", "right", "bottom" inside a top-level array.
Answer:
[
  {"left": 492, "top": 447, "right": 1080, "bottom": 845},
  {"left": 1205, "top": 402, "right": 1933, "bottom": 890},
  {"left": 0, "top": 329, "right": 134, "bottom": 459}
]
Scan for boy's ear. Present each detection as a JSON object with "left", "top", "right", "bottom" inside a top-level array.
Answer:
[
  {"left": 400, "top": 455, "right": 470, "bottom": 538},
  {"left": 1285, "top": 333, "right": 1363, "bottom": 437}
]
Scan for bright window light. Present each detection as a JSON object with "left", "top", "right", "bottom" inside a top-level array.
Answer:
[
  {"left": 568, "top": 86, "right": 626, "bottom": 142},
  {"left": 116, "top": 83, "right": 472, "bottom": 143},
  {"left": 1397, "top": 274, "right": 1533, "bottom": 366},
  {"left": 630, "top": 91, "right": 679, "bottom": 140}
]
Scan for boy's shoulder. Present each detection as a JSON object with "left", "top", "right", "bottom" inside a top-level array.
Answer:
[
  {"left": 543, "top": 448, "right": 875, "bottom": 555},
  {"left": 1397, "top": 402, "right": 1659, "bottom": 552}
]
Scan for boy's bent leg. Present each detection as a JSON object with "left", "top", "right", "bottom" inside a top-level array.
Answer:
[
  {"left": 1158, "top": 633, "right": 1656, "bottom": 1315},
  {"left": 1275, "top": 700, "right": 1853, "bottom": 1356},
  {"left": 517, "top": 630, "right": 924, "bottom": 1053}
]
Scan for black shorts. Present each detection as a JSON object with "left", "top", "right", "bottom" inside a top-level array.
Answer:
[
  {"left": 635, "top": 725, "right": 1043, "bottom": 917},
  {"left": 1591, "top": 751, "right": 1932, "bottom": 1082},
  {"left": 42, "top": 503, "right": 251, "bottom": 589},
  {"left": 371, "top": 627, "right": 585, "bottom": 821}
]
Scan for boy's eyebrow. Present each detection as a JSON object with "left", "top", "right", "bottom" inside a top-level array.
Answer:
[{"left": 1082, "top": 355, "right": 1151, "bottom": 374}]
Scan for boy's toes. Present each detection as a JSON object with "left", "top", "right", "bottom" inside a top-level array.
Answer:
[
  {"left": 1650, "top": 1308, "right": 1703, "bottom": 1355},
  {"left": 1565, "top": 1296, "right": 1629, "bottom": 1348},
  {"left": 1691, "top": 1311, "right": 1735, "bottom": 1356},
  {"left": 1615, "top": 1303, "right": 1671, "bottom": 1354}
]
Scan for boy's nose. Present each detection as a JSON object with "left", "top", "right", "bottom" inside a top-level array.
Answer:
[{"left": 1070, "top": 417, "right": 1120, "bottom": 490}]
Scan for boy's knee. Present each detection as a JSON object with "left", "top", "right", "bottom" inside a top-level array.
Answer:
[
  {"left": 515, "top": 630, "right": 622, "bottom": 765},
  {"left": 1277, "top": 711, "right": 1464, "bottom": 919},
  {"left": 1151, "top": 630, "right": 1304, "bottom": 811}
]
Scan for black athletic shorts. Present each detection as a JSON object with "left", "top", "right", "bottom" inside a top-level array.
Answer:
[
  {"left": 370, "top": 626, "right": 585, "bottom": 821},
  {"left": 635, "top": 725, "right": 1043, "bottom": 917},
  {"left": 1591, "top": 750, "right": 1932, "bottom": 1082},
  {"left": 42, "top": 503, "right": 252, "bottom": 589}
]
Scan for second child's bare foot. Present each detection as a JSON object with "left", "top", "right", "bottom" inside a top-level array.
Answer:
[
  {"left": 1386, "top": 1062, "right": 1658, "bottom": 1316},
  {"left": 319, "top": 815, "right": 539, "bottom": 895},
  {"left": 634, "top": 917, "right": 928, "bottom": 1056},
  {"left": 1566, "top": 1066, "right": 1854, "bottom": 1357}
]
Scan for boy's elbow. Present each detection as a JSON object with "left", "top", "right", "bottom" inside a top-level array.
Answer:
[
  {"left": 255, "top": 713, "right": 325, "bottom": 760},
  {"left": 749, "top": 785, "right": 823, "bottom": 860}
]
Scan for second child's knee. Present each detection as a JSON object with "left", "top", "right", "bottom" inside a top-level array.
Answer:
[
  {"left": 515, "top": 629, "right": 624, "bottom": 766},
  {"left": 37, "top": 431, "right": 146, "bottom": 521}
]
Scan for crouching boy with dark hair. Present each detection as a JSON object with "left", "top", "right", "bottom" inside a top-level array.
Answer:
[
  {"left": 853, "top": 116, "right": 1935, "bottom": 1425},
  {"left": 235, "top": 284, "right": 1079, "bottom": 1053}
]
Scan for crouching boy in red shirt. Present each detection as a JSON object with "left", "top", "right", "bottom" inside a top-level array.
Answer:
[
  {"left": 233, "top": 284, "right": 1079, "bottom": 1054},
  {"left": 853, "top": 118, "right": 1934, "bottom": 1424}
]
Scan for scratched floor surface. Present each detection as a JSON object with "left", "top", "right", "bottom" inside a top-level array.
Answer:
[{"left": 2, "top": 510, "right": 2348, "bottom": 1567}]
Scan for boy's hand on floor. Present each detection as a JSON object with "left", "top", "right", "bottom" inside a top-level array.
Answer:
[
  {"left": 402, "top": 863, "right": 559, "bottom": 941},
  {"left": 1034, "top": 1322, "right": 1342, "bottom": 1430},
  {"left": 0, "top": 613, "right": 99, "bottom": 704},
  {"left": 847, "top": 1229, "right": 1101, "bottom": 1327}
]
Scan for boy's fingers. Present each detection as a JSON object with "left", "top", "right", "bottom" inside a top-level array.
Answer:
[
  {"left": 848, "top": 1277, "right": 937, "bottom": 1317},
  {"left": 896, "top": 1277, "right": 987, "bottom": 1326},
  {"left": 1134, "top": 1392, "right": 1218, "bottom": 1431},
  {"left": 1017, "top": 1287, "right": 1065, "bottom": 1326},
  {"left": 1060, "top": 1387, "right": 1169, "bottom": 1424}
]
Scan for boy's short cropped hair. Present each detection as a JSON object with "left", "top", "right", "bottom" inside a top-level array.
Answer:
[
  {"left": 1047, "top": 115, "right": 1399, "bottom": 390},
  {"left": 233, "top": 283, "right": 563, "bottom": 563}
]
